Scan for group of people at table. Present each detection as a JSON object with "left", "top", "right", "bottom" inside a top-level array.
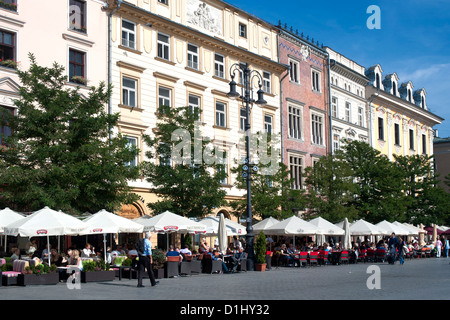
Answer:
[
  {"left": 274, "top": 233, "right": 446, "bottom": 266},
  {"left": 164, "top": 236, "right": 247, "bottom": 274}
]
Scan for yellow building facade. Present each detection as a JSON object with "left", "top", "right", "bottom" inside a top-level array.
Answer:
[{"left": 365, "top": 64, "right": 443, "bottom": 161}]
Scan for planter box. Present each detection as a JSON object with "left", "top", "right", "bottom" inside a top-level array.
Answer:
[
  {"left": 18, "top": 273, "right": 59, "bottom": 286},
  {"left": 153, "top": 268, "right": 164, "bottom": 279},
  {"left": 255, "top": 263, "right": 267, "bottom": 272},
  {"left": 81, "top": 270, "right": 115, "bottom": 283}
]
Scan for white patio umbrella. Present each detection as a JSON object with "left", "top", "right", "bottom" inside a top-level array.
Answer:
[
  {"left": 265, "top": 215, "right": 319, "bottom": 248},
  {"left": 393, "top": 222, "right": 419, "bottom": 236},
  {"left": 0, "top": 207, "right": 25, "bottom": 252},
  {"left": 198, "top": 216, "right": 247, "bottom": 236},
  {"left": 349, "top": 219, "right": 384, "bottom": 236},
  {"left": 82, "top": 209, "right": 144, "bottom": 261},
  {"left": 343, "top": 218, "right": 352, "bottom": 250},
  {"left": 253, "top": 217, "right": 279, "bottom": 233},
  {"left": 376, "top": 220, "right": 410, "bottom": 236},
  {"left": 309, "top": 217, "right": 345, "bottom": 236},
  {"left": 217, "top": 213, "right": 227, "bottom": 255},
  {"left": 134, "top": 211, "right": 207, "bottom": 248},
  {"left": 4, "top": 207, "right": 89, "bottom": 265}
]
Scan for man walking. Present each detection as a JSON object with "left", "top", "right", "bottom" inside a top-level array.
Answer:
[
  {"left": 388, "top": 233, "right": 399, "bottom": 264},
  {"left": 137, "top": 232, "right": 159, "bottom": 288}
]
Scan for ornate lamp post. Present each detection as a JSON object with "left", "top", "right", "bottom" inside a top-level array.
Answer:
[{"left": 227, "top": 62, "right": 266, "bottom": 271}]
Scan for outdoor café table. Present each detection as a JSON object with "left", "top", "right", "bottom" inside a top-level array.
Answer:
[{"left": 330, "top": 251, "right": 342, "bottom": 265}]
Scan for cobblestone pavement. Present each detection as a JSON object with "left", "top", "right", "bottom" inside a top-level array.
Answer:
[{"left": 1, "top": 257, "right": 449, "bottom": 302}]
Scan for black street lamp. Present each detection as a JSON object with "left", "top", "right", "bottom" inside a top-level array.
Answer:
[{"left": 227, "top": 62, "right": 266, "bottom": 271}]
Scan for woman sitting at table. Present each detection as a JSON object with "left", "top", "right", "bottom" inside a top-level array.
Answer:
[
  {"left": 280, "top": 244, "right": 294, "bottom": 266},
  {"left": 68, "top": 250, "right": 83, "bottom": 271}
]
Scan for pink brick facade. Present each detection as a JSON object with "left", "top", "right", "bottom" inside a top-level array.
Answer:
[{"left": 278, "top": 29, "right": 330, "bottom": 188}]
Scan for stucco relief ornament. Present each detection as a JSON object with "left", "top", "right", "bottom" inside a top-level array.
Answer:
[
  {"left": 188, "top": 2, "right": 222, "bottom": 36},
  {"left": 300, "top": 45, "right": 310, "bottom": 61}
]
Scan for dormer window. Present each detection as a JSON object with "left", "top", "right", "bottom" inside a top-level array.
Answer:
[
  {"left": 392, "top": 81, "right": 397, "bottom": 96},
  {"left": 408, "top": 89, "right": 412, "bottom": 102},
  {"left": 376, "top": 73, "right": 381, "bottom": 89},
  {"left": 421, "top": 96, "right": 425, "bottom": 109}
]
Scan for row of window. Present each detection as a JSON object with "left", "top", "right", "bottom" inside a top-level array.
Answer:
[
  {"left": 331, "top": 96, "right": 365, "bottom": 127},
  {"left": 331, "top": 76, "right": 365, "bottom": 98},
  {"left": 288, "top": 59, "right": 321, "bottom": 93},
  {"left": 288, "top": 105, "right": 325, "bottom": 146},
  {"left": 377, "top": 118, "right": 427, "bottom": 154},
  {"left": 121, "top": 21, "right": 270, "bottom": 92},
  {"left": 122, "top": 75, "right": 274, "bottom": 133}
]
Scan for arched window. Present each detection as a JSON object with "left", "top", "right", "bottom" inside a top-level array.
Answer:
[
  {"left": 421, "top": 96, "right": 425, "bottom": 109},
  {"left": 392, "top": 81, "right": 397, "bottom": 96},
  {"left": 376, "top": 73, "right": 381, "bottom": 89},
  {"left": 408, "top": 89, "right": 412, "bottom": 102}
]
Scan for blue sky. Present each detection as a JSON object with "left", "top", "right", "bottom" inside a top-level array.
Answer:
[{"left": 227, "top": 0, "right": 450, "bottom": 138}]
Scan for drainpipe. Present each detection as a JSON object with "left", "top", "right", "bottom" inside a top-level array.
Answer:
[
  {"left": 107, "top": 0, "right": 122, "bottom": 141},
  {"left": 327, "top": 55, "right": 333, "bottom": 155},
  {"left": 279, "top": 64, "right": 290, "bottom": 166}
]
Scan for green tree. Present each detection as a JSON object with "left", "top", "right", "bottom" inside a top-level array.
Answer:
[
  {"left": 303, "top": 153, "right": 358, "bottom": 223},
  {"left": 140, "top": 104, "right": 227, "bottom": 218},
  {"left": 340, "top": 140, "right": 404, "bottom": 223},
  {"left": 230, "top": 132, "right": 306, "bottom": 221},
  {"left": 394, "top": 154, "right": 450, "bottom": 225},
  {"left": 0, "top": 54, "right": 139, "bottom": 214}
]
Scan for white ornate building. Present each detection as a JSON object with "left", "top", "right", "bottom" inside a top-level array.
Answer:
[{"left": 325, "top": 47, "right": 369, "bottom": 153}]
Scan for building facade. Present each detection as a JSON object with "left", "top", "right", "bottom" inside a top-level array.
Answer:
[
  {"left": 0, "top": 0, "right": 108, "bottom": 146},
  {"left": 105, "top": 0, "right": 285, "bottom": 220},
  {"left": 365, "top": 64, "right": 443, "bottom": 161},
  {"left": 325, "top": 47, "right": 369, "bottom": 153},
  {"left": 434, "top": 136, "right": 450, "bottom": 193},
  {"left": 277, "top": 26, "right": 329, "bottom": 191}
]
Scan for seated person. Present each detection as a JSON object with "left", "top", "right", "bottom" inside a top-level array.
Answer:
[
  {"left": 10, "top": 247, "right": 20, "bottom": 261},
  {"left": 210, "top": 249, "right": 230, "bottom": 273},
  {"left": 376, "top": 241, "right": 386, "bottom": 251},
  {"left": 231, "top": 246, "right": 247, "bottom": 272},
  {"left": 81, "top": 243, "right": 95, "bottom": 258},
  {"left": 199, "top": 238, "right": 209, "bottom": 254},
  {"left": 280, "top": 244, "right": 294, "bottom": 266},
  {"left": 180, "top": 245, "right": 192, "bottom": 259},
  {"left": 166, "top": 245, "right": 183, "bottom": 262}
]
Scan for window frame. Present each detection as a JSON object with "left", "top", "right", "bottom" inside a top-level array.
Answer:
[
  {"left": 124, "top": 136, "right": 138, "bottom": 167},
  {"left": 215, "top": 101, "right": 227, "bottom": 128},
  {"left": 289, "top": 154, "right": 303, "bottom": 190},
  {"left": 158, "top": 86, "right": 172, "bottom": 111},
  {"left": 68, "top": 48, "right": 86, "bottom": 82},
  {"left": 122, "top": 76, "right": 137, "bottom": 108},
  {"left": 0, "top": 106, "right": 14, "bottom": 146},
  {"left": 263, "top": 70, "right": 271, "bottom": 94},
  {"left": 264, "top": 114, "right": 273, "bottom": 135},
  {"left": 331, "top": 96, "right": 338, "bottom": 118},
  {"left": 288, "top": 104, "right": 303, "bottom": 140},
  {"left": 0, "top": 29, "right": 16, "bottom": 62},
  {"left": 311, "top": 112, "right": 324, "bottom": 146},
  {"left": 289, "top": 59, "right": 299, "bottom": 84},
  {"left": 187, "top": 43, "right": 199, "bottom": 70},
  {"left": 157, "top": 32, "right": 170, "bottom": 61},
  {"left": 69, "top": 0, "right": 87, "bottom": 34},
  {"left": 378, "top": 117, "right": 384, "bottom": 141},
  {"left": 214, "top": 53, "right": 225, "bottom": 79},
  {"left": 239, "top": 23, "right": 247, "bottom": 38},
  {"left": 311, "top": 69, "right": 321, "bottom": 92},
  {"left": 121, "top": 19, "right": 136, "bottom": 50}
]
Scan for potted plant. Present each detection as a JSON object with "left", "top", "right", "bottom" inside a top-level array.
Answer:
[
  {"left": 0, "top": 59, "right": 18, "bottom": 70},
  {"left": 254, "top": 231, "right": 267, "bottom": 272},
  {"left": 70, "top": 75, "right": 88, "bottom": 86},
  {"left": 152, "top": 248, "right": 166, "bottom": 279},
  {"left": 18, "top": 263, "right": 59, "bottom": 286},
  {"left": 80, "top": 259, "right": 115, "bottom": 283}
]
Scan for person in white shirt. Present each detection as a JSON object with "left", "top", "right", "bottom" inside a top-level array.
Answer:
[{"left": 81, "top": 243, "right": 95, "bottom": 258}]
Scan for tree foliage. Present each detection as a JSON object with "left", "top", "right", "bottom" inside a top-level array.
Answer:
[
  {"left": 0, "top": 54, "right": 139, "bottom": 214},
  {"left": 230, "top": 132, "right": 306, "bottom": 221},
  {"left": 140, "top": 105, "right": 227, "bottom": 218}
]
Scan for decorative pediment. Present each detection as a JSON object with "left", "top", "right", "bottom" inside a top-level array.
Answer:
[{"left": 0, "top": 77, "right": 21, "bottom": 94}]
